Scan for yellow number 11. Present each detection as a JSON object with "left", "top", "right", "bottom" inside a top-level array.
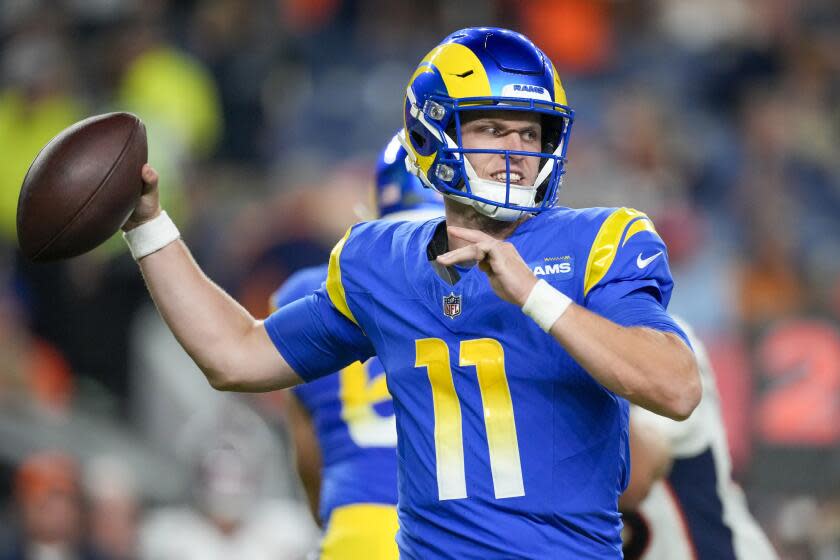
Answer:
[{"left": 415, "top": 338, "right": 525, "bottom": 501}]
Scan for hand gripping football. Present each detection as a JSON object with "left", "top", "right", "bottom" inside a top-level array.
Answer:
[{"left": 16, "top": 112, "right": 147, "bottom": 261}]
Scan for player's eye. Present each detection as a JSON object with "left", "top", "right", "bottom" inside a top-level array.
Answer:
[{"left": 521, "top": 129, "right": 539, "bottom": 143}]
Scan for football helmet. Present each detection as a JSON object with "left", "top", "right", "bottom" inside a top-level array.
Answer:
[
  {"left": 400, "top": 27, "right": 574, "bottom": 221},
  {"left": 374, "top": 132, "right": 444, "bottom": 221}
]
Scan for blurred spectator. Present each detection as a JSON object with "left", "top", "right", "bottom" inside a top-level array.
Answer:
[
  {"left": 188, "top": 0, "right": 273, "bottom": 163},
  {"left": 281, "top": 0, "right": 342, "bottom": 33},
  {"left": 0, "top": 31, "right": 84, "bottom": 243},
  {"left": 730, "top": 89, "right": 807, "bottom": 326},
  {"left": 113, "top": 15, "right": 224, "bottom": 241},
  {"left": 137, "top": 401, "right": 318, "bottom": 560},
  {"left": 515, "top": 0, "right": 614, "bottom": 74},
  {"left": 771, "top": 495, "right": 840, "bottom": 560},
  {"left": 15, "top": 252, "right": 149, "bottom": 416},
  {"left": 83, "top": 456, "right": 140, "bottom": 560},
  {"left": 655, "top": 0, "right": 752, "bottom": 52},
  {"left": 1, "top": 451, "right": 102, "bottom": 560},
  {"left": 0, "top": 293, "right": 74, "bottom": 415},
  {"left": 116, "top": 21, "right": 222, "bottom": 160}
]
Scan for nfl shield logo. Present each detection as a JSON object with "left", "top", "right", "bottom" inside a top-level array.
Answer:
[{"left": 443, "top": 292, "right": 462, "bottom": 319}]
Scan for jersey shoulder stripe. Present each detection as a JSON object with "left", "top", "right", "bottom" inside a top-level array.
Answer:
[
  {"left": 583, "top": 207, "right": 658, "bottom": 297},
  {"left": 327, "top": 227, "right": 359, "bottom": 325},
  {"left": 324, "top": 219, "right": 441, "bottom": 326}
]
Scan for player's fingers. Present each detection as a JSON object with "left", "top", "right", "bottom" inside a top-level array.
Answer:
[
  {"left": 436, "top": 243, "right": 486, "bottom": 266},
  {"left": 446, "top": 226, "right": 494, "bottom": 244},
  {"left": 141, "top": 164, "right": 159, "bottom": 191}
]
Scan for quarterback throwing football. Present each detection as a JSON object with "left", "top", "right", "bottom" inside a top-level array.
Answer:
[{"left": 123, "top": 28, "right": 700, "bottom": 558}]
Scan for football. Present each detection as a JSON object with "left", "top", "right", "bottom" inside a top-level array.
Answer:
[{"left": 16, "top": 112, "right": 147, "bottom": 262}]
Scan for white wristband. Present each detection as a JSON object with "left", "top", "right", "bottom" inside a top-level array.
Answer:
[
  {"left": 122, "top": 210, "right": 180, "bottom": 260},
  {"left": 521, "top": 279, "right": 572, "bottom": 332}
]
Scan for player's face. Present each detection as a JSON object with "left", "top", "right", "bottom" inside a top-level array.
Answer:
[{"left": 459, "top": 111, "right": 542, "bottom": 187}]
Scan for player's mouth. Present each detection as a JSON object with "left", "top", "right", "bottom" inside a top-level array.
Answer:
[{"left": 490, "top": 171, "right": 525, "bottom": 185}]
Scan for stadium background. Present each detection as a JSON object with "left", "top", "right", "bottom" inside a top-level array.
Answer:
[{"left": 0, "top": 0, "right": 838, "bottom": 558}]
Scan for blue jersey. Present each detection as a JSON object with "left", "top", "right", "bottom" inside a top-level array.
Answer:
[
  {"left": 272, "top": 265, "right": 399, "bottom": 524},
  {"left": 266, "top": 207, "right": 688, "bottom": 559}
]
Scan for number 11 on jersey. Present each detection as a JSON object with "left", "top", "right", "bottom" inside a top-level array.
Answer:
[{"left": 415, "top": 338, "right": 525, "bottom": 501}]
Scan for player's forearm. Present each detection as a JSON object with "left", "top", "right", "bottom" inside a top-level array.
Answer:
[
  {"left": 549, "top": 305, "right": 701, "bottom": 420},
  {"left": 137, "top": 240, "right": 297, "bottom": 391}
]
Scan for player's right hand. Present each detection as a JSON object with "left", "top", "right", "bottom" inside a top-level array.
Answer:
[
  {"left": 437, "top": 225, "right": 538, "bottom": 307},
  {"left": 122, "top": 163, "right": 162, "bottom": 231}
]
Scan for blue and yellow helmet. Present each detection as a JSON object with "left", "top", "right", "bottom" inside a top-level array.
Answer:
[
  {"left": 374, "top": 132, "right": 444, "bottom": 221},
  {"left": 400, "top": 27, "right": 574, "bottom": 221}
]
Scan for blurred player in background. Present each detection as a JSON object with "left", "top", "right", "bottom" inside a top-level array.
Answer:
[
  {"left": 271, "top": 133, "right": 443, "bottom": 559},
  {"left": 623, "top": 320, "right": 777, "bottom": 560},
  {"left": 124, "top": 27, "right": 700, "bottom": 557},
  {"left": 137, "top": 401, "right": 317, "bottom": 560}
]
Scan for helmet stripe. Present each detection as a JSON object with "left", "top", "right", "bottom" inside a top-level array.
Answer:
[
  {"left": 425, "top": 43, "right": 492, "bottom": 99},
  {"left": 402, "top": 82, "right": 438, "bottom": 176},
  {"left": 405, "top": 44, "right": 491, "bottom": 177},
  {"left": 550, "top": 62, "right": 568, "bottom": 106}
]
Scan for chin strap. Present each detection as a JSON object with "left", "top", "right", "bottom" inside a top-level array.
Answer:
[{"left": 459, "top": 156, "right": 535, "bottom": 222}]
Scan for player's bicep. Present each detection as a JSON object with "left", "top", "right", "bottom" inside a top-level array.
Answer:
[
  {"left": 200, "top": 320, "right": 302, "bottom": 393},
  {"left": 265, "top": 288, "right": 375, "bottom": 382}
]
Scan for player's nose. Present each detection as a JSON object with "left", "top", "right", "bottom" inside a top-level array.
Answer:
[{"left": 499, "top": 132, "right": 526, "bottom": 156}]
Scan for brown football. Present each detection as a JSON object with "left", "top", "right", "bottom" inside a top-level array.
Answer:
[{"left": 16, "top": 112, "right": 147, "bottom": 261}]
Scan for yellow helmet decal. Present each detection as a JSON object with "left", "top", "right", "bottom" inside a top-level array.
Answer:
[
  {"left": 403, "top": 64, "right": 438, "bottom": 176},
  {"left": 425, "top": 43, "right": 492, "bottom": 99},
  {"left": 551, "top": 62, "right": 568, "bottom": 107},
  {"left": 405, "top": 43, "right": 493, "bottom": 176}
]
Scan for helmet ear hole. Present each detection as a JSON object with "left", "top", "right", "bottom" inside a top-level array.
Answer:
[
  {"left": 535, "top": 180, "right": 548, "bottom": 203},
  {"left": 445, "top": 123, "right": 456, "bottom": 142},
  {"left": 410, "top": 130, "right": 426, "bottom": 150},
  {"left": 540, "top": 114, "right": 565, "bottom": 154},
  {"left": 407, "top": 120, "right": 437, "bottom": 157}
]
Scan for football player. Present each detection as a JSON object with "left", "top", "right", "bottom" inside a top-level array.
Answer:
[
  {"left": 123, "top": 28, "right": 700, "bottom": 558},
  {"left": 624, "top": 320, "right": 777, "bottom": 559},
  {"left": 272, "top": 134, "right": 443, "bottom": 559}
]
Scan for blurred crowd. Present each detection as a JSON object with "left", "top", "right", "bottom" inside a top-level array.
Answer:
[{"left": 0, "top": 1, "right": 838, "bottom": 559}]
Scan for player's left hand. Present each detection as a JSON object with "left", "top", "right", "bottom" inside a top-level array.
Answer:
[{"left": 437, "top": 226, "right": 537, "bottom": 306}]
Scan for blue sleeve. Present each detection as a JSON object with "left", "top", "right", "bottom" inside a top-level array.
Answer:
[
  {"left": 264, "top": 287, "right": 375, "bottom": 382},
  {"left": 588, "top": 287, "right": 691, "bottom": 348},
  {"left": 582, "top": 208, "right": 675, "bottom": 308},
  {"left": 577, "top": 208, "right": 689, "bottom": 346},
  {"left": 267, "top": 264, "right": 334, "bottom": 396}
]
